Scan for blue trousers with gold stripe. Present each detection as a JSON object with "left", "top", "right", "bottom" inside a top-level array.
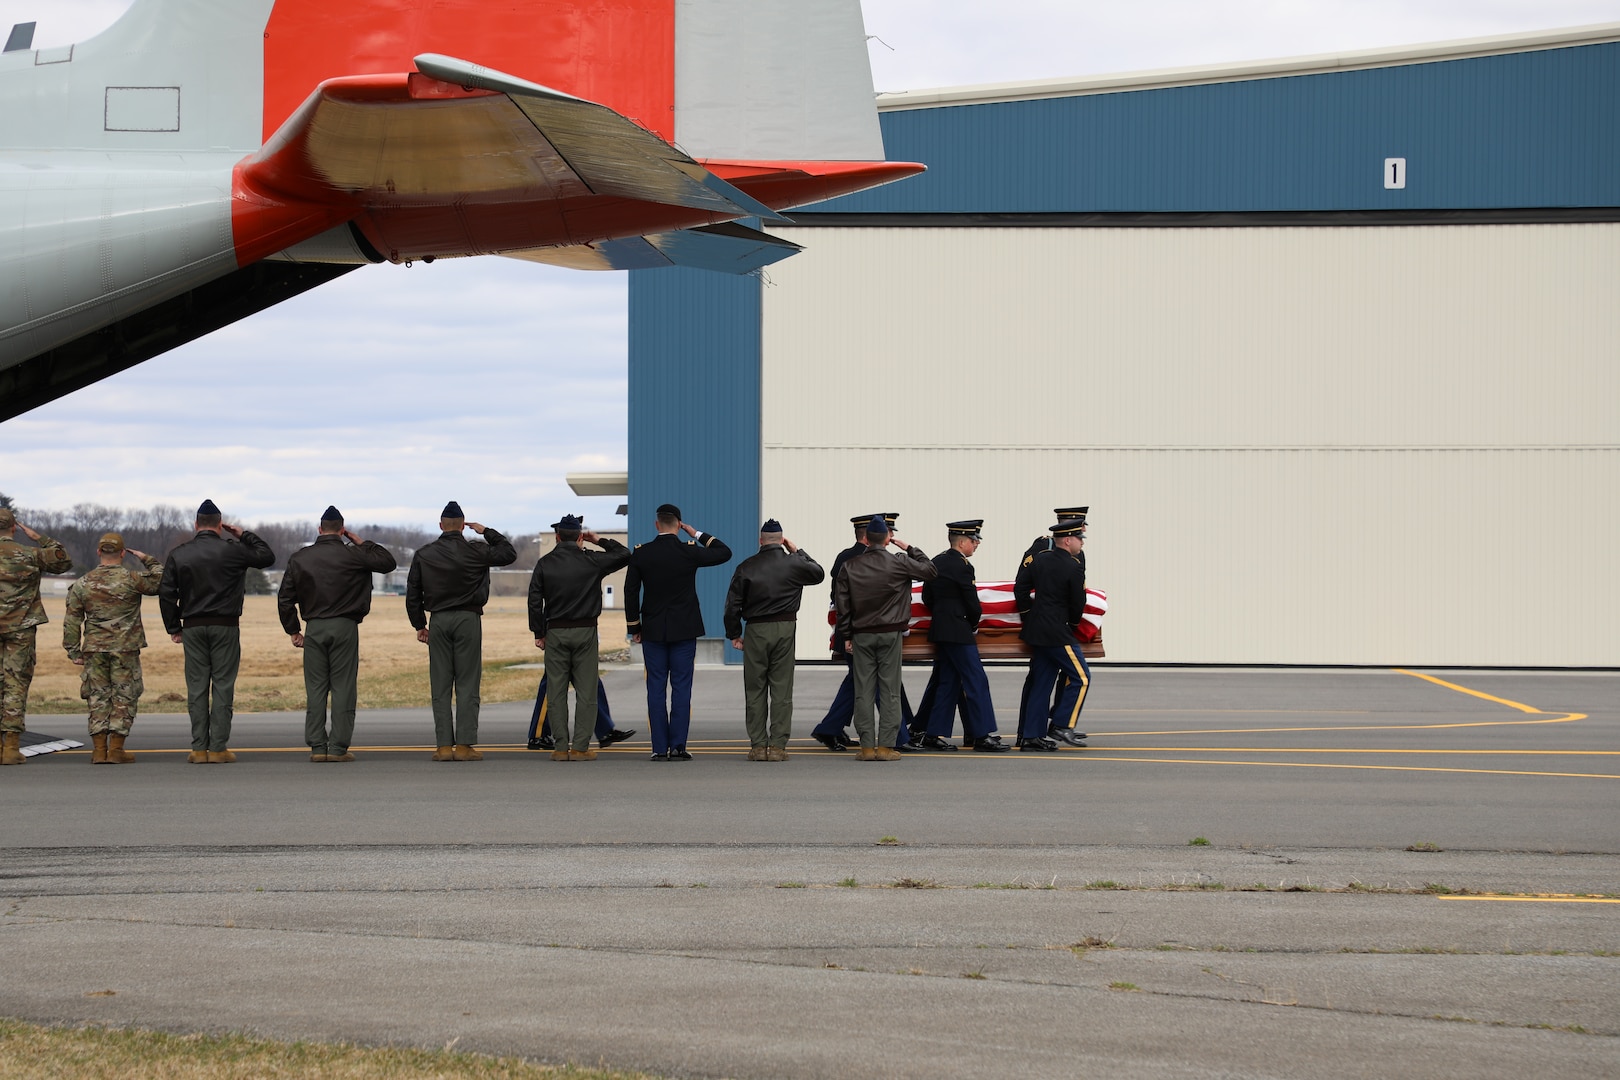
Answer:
[
  {"left": 1019, "top": 644, "right": 1090, "bottom": 740},
  {"left": 529, "top": 675, "right": 616, "bottom": 742}
]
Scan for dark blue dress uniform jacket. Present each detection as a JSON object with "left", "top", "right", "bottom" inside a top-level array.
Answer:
[
  {"left": 624, "top": 532, "right": 732, "bottom": 642},
  {"left": 922, "top": 547, "right": 981, "bottom": 645}
]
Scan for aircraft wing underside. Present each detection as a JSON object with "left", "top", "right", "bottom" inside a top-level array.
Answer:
[{"left": 235, "top": 53, "right": 907, "bottom": 270}]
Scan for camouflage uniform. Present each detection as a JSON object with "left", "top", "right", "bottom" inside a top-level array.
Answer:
[
  {"left": 0, "top": 530, "right": 73, "bottom": 733},
  {"left": 63, "top": 555, "right": 164, "bottom": 736}
]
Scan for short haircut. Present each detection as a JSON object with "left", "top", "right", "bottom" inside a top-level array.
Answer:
[
  {"left": 319, "top": 517, "right": 344, "bottom": 533},
  {"left": 196, "top": 514, "right": 222, "bottom": 529},
  {"left": 656, "top": 511, "right": 679, "bottom": 528},
  {"left": 556, "top": 528, "right": 580, "bottom": 543},
  {"left": 440, "top": 516, "right": 464, "bottom": 530}
]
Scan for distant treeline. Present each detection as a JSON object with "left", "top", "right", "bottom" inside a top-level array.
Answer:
[{"left": 0, "top": 494, "right": 548, "bottom": 576}]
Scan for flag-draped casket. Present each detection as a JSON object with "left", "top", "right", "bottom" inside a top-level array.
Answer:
[{"left": 828, "top": 582, "right": 1107, "bottom": 660}]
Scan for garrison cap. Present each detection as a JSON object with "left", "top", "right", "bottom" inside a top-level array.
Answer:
[
  {"left": 321, "top": 505, "right": 343, "bottom": 523},
  {"left": 553, "top": 514, "right": 584, "bottom": 531},
  {"left": 1052, "top": 517, "right": 1086, "bottom": 537},
  {"left": 947, "top": 519, "right": 984, "bottom": 539},
  {"left": 656, "top": 503, "right": 681, "bottom": 519},
  {"left": 0, "top": 508, "right": 13, "bottom": 530},
  {"left": 441, "top": 500, "right": 464, "bottom": 519},
  {"left": 196, "top": 499, "right": 220, "bottom": 517},
  {"left": 97, "top": 532, "right": 125, "bottom": 553},
  {"left": 865, "top": 514, "right": 891, "bottom": 538},
  {"left": 760, "top": 518, "right": 782, "bottom": 534}
]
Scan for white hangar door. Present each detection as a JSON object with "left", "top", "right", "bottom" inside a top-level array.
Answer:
[{"left": 759, "top": 224, "right": 1619, "bottom": 666}]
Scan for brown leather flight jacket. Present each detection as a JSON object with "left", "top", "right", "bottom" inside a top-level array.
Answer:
[{"left": 833, "top": 543, "right": 937, "bottom": 641}]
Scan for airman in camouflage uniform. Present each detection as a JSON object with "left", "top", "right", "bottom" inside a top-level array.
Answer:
[
  {"left": 62, "top": 532, "right": 163, "bottom": 764},
  {"left": 0, "top": 507, "right": 74, "bottom": 765}
]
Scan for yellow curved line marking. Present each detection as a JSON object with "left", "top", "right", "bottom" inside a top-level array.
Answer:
[
  {"left": 1394, "top": 669, "right": 1545, "bottom": 713},
  {"left": 1096, "top": 714, "right": 1586, "bottom": 737},
  {"left": 1435, "top": 895, "right": 1620, "bottom": 904}
]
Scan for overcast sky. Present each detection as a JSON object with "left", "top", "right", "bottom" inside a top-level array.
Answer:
[{"left": 4, "top": 0, "right": 1618, "bottom": 530}]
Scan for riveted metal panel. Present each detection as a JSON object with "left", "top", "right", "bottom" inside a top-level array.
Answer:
[
  {"left": 628, "top": 268, "right": 757, "bottom": 659},
  {"left": 815, "top": 42, "right": 1620, "bottom": 213}
]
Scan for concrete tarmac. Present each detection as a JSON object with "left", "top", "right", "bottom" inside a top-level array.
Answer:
[{"left": 1, "top": 666, "right": 1616, "bottom": 1078}]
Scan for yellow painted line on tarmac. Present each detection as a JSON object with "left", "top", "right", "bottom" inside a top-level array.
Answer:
[
  {"left": 1086, "top": 755, "right": 1620, "bottom": 780},
  {"left": 1098, "top": 715, "right": 1587, "bottom": 737},
  {"left": 1098, "top": 747, "right": 1620, "bottom": 756},
  {"left": 1395, "top": 669, "right": 1546, "bottom": 714},
  {"left": 1434, "top": 895, "right": 1620, "bottom": 905}
]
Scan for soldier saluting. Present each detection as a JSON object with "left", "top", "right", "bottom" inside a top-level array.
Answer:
[
  {"left": 62, "top": 533, "right": 162, "bottom": 764},
  {"left": 158, "top": 500, "right": 275, "bottom": 764},
  {"left": 407, "top": 501, "right": 516, "bottom": 761},
  {"left": 278, "top": 507, "right": 398, "bottom": 763},
  {"left": 0, "top": 507, "right": 73, "bottom": 766}
]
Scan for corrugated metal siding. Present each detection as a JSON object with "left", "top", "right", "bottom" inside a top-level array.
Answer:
[
  {"left": 816, "top": 42, "right": 1620, "bottom": 213},
  {"left": 628, "top": 269, "right": 758, "bottom": 657},
  {"left": 767, "top": 446, "right": 1619, "bottom": 665},
  {"left": 762, "top": 225, "right": 1619, "bottom": 450},
  {"left": 758, "top": 226, "right": 1619, "bottom": 665}
]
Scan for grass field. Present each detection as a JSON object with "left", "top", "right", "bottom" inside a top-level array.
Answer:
[
  {"left": 0, "top": 1019, "right": 660, "bottom": 1079},
  {"left": 27, "top": 596, "right": 629, "bottom": 717}
]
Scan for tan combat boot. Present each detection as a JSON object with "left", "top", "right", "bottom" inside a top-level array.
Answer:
[
  {"left": 854, "top": 746, "right": 878, "bottom": 761},
  {"left": 106, "top": 733, "right": 136, "bottom": 763},
  {"left": 874, "top": 748, "right": 902, "bottom": 761},
  {"left": 207, "top": 748, "right": 236, "bottom": 763},
  {"left": 188, "top": 750, "right": 209, "bottom": 764},
  {"left": 452, "top": 743, "right": 483, "bottom": 761},
  {"left": 432, "top": 745, "right": 456, "bottom": 761},
  {"left": 1, "top": 732, "right": 23, "bottom": 765},
  {"left": 570, "top": 748, "right": 596, "bottom": 761},
  {"left": 765, "top": 746, "right": 789, "bottom": 762},
  {"left": 746, "top": 746, "right": 767, "bottom": 761},
  {"left": 91, "top": 732, "right": 110, "bottom": 764}
]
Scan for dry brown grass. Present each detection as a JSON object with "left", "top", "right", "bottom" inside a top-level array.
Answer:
[
  {"left": 27, "top": 596, "right": 628, "bottom": 715},
  {"left": 0, "top": 1018, "right": 660, "bottom": 1079}
]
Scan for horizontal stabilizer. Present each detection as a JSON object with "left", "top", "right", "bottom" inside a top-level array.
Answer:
[
  {"left": 412, "top": 54, "right": 792, "bottom": 224},
  {"left": 505, "top": 223, "right": 803, "bottom": 274}
]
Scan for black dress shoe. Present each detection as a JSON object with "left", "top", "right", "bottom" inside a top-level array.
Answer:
[
  {"left": 649, "top": 752, "right": 670, "bottom": 761},
  {"left": 671, "top": 748, "right": 693, "bottom": 761},
  {"left": 599, "top": 728, "right": 636, "bottom": 747},
  {"left": 893, "top": 740, "right": 921, "bottom": 753},
  {"left": 813, "top": 732, "right": 845, "bottom": 751},
  {"left": 971, "top": 737, "right": 1011, "bottom": 753},
  {"left": 1047, "top": 727, "right": 1088, "bottom": 746},
  {"left": 1016, "top": 737, "right": 1057, "bottom": 752},
  {"left": 835, "top": 730, "right": 859, "bottom": 749},
  {"left": 528, "top": 736, "right": 554, "bottom": 751},
  {"left": 918, "top": 734, "right": 959, "bottom": 752}
]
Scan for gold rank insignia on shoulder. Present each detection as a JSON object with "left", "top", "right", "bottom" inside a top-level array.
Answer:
[{"left": 1022, "top": 555, "right": 1034, "bottom": 567}]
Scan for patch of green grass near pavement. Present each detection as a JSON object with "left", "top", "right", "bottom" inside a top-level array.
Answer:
[
  {"left": 1187, "top": 837, "right": 1210, "bottom": 846},
  {"left": 0, "top": 1019, "right": 663, "bottom": 1080}
]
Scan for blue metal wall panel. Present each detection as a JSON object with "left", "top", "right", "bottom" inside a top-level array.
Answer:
[
  {"left": 818, "top": 43, "right": 1620, "bottom": 213},
  {"left": 627, "top": 269, "right": 758, "bottom": 662}
]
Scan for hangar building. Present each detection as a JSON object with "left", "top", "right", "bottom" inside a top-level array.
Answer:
[{"left": 626, "top": 25, "right": 1620, "bottom": 666}]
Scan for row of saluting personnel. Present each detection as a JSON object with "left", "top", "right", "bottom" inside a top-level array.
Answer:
[{"left": 0, "top": 498, "right": 1094, "bottom": 765}]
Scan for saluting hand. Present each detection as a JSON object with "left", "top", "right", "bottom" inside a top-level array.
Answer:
[
  {"left": 17, "top": 522, "right": 40, "bottom": 541},
  {"left": 783, "top": 538, "right": 798, "bottom": 553},
  {"left": 465, "top": 521, "right": 487, "bottom": 536},
  {"left": 126, "top": 549, "right": 147, "bottom": 560},
  {"left": 341, "top": 528, "right": 362, "bottom": 545},
  {"left": 221, "top": 522, "right": 244, "bottom": 539},
  {"left": 581, "top": 530, "right": 599, "bottom": 545},
  {"left": 678, "top": 522, "right": 698, "bottom": 538}
]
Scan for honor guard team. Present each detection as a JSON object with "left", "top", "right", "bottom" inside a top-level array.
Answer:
[{"left": 0, "top": 497, "right": 1095, "bottom": 765}]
